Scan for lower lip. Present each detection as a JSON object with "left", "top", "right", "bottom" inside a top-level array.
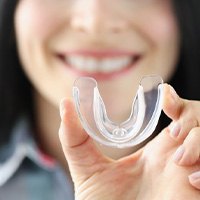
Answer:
[{"left": 57, "top": 56, "right": 141, "bottom": 81}]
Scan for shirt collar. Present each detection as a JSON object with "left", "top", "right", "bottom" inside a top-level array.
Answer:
[{"left": 0, "top": 117, "right": 56, "bottom": 187}]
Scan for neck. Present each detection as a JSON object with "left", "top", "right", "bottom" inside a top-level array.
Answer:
[{"left": 32, "top": 90, "right": 69, "bottom": 171}]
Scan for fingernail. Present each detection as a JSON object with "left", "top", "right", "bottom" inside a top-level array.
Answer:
[
  {"left": 60, "top": 99, "right": 66, "bottom": 119},
  {"left": 173, "top": 145, "right": 184, "bottom": 163},
  {"left": 189, "top": 171, "right": 200, "bottom": 182},
  {"left": 169, "top": 122, "right": 181, "bottom": 138}
]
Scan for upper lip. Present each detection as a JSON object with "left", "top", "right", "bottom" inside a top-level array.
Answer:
[{"left": 56, "top": 49, "right": 141, "bottom": 58}]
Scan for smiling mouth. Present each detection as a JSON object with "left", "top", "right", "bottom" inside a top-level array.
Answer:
[{"left": 57, "top": 52, "right": 141, "bottom": 79}]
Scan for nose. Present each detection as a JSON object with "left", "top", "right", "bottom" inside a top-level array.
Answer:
[{"left": 70, "top": 0, "right": 128, "bottom": 35}]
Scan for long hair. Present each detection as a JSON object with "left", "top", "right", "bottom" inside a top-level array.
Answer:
[
  {"left": 171, "top": 0, "right": 200, "bottom": 99},
  {"left": 0, "top": 0, "right": 200, "bottom": 145},
  {"left": 0, "top": 0, "right": 33, "bottom": 145}
]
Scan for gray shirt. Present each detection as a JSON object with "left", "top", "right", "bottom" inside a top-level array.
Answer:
[{"left": 0, "top": 118, "right": 74, "bottom": 200}]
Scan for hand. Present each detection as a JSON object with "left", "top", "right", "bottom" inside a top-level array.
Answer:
[
  {"left": 163, "top": 87, "right": 200, "bottom": 190},
  {"left": 59, "top": 84, "right": 200, "bottom": 200}
]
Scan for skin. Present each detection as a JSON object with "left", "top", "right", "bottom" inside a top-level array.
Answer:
[
  {"left": 15, "top": 0, "right": 178, "bottom": 119},
  {"left": 14, "top": 0, "right": 200, "bottom": 198},
  {"left": 14, "top": 0, "right": 179, "bottom": 160},
  {"left": 59, "top": 85, "right": 200, "bottom": 200}
]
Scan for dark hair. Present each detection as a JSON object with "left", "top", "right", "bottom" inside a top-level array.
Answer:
[
  {"left": 0, "top": 0, "right": 200, "bottom": 145},
  {"left": 0, "top": 0, "right": 33, "bottom": 145},
  {"left": 171, "top": 0, "right": 200, "bottom": 99}
]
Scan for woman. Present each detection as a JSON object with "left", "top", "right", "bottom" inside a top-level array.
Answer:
[{"left": 0, "top": 0, "right": 200, "bottom": 199}]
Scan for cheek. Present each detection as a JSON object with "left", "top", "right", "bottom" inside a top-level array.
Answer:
[
  {"left": 147, "top": 5, "right": 178, "bottom": 47},
  {"left": 15, "top": 1, "right": 64, "bottom": 41},
  {"left": 129, "top": 1, "right": 178, "bottom": 49},
  {"left": 143, "top": 15, "right": 178, "bottom": 45},
  {"left": 138, "top": 5, "right": 179, "bottom": 79}
]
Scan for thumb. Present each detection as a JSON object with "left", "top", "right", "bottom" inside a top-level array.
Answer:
[
  {"left": 59, "top": 98, "right": 109, "bottom": 183},
  {"left": 162, "top": 84, "right": 184, "bottom": 121}
]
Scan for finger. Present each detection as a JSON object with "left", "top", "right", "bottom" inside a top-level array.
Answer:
[
  {"left": 173, "top": 127, "right": 200, "bottom": 166},
  {"left": 59, "top": 98, "right": 109, "bottom": 181},
  {"left": 189, "top": 171, "right": 200, "bottom": 190},
  {"left": 162, "top": 84, "right": 184, "bottom": 121},
  {"left": 163, "top": 84, "right": 198, "bottom": 142},
  {"left": 168, "top": 116, "right": 198, "bottom": 142}
]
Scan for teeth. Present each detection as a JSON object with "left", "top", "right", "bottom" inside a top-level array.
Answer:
[{"left": 66, "top": 56, "right": 133, "bottom": 73}]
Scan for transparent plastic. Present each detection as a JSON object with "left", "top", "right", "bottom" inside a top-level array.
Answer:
[{"left": 73, "top": 75, "right": 164, "bottom": 148}]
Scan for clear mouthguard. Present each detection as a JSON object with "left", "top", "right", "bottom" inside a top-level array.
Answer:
[{"left": 73, "top": 75, "right": 164, "bottom": 148}]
